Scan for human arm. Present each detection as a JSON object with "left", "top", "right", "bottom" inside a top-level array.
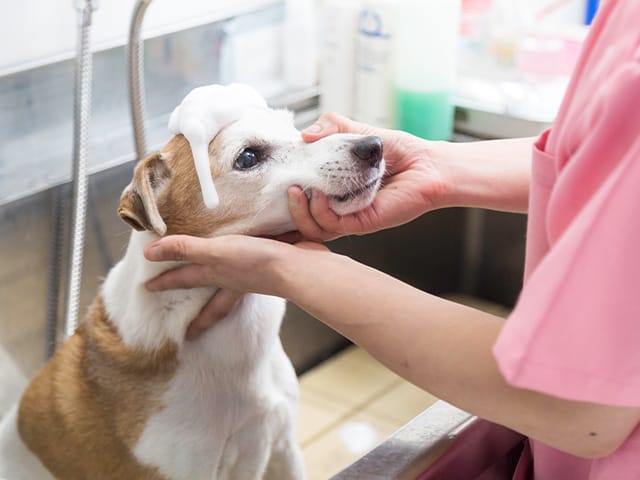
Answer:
[
  {"left": 289, "top": 113, "right": 534, "bottom": 241},
  {"left": 145, "top": 235, "right": 640, "bottom": 458},
  {"left": 167, "top": 115, "right": 535, "bottom": 328}
]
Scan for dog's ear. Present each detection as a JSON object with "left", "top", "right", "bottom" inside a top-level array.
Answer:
[{"left": 118, "top": 153, "right": 172, "bottom": 236}]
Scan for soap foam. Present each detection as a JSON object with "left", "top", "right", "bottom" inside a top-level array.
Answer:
[{"left": 168, "top": 84, "right": 268, "bottom": 208}]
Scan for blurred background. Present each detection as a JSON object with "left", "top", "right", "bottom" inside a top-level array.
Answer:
[{"left": 0, "top": 0, "right": 599, "bottom": 478}]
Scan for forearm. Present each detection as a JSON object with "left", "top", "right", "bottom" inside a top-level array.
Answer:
[
  {"left": 433, "top": 137, "right": 535, "bottom": 213},
  {"left": 275, "top": 246, "right": 639, "bottom": 457}
]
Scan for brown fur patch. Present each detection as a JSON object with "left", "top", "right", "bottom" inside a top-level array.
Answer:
[
  {"left": 157, "top": 134, "right": 256, "bottom": 237},
  {"left": 19, "top": 133, "right": 262, "bottom": 478},
  {"left": 118, "top": 153, "right": 173, "bottom": 236},
  {"left": 18, "top": 296, "right": 177, "bottom": 480}
]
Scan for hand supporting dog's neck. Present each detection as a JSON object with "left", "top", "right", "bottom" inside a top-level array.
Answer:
[
  {"left": 101, "top": 230, "right": 216, "bottom": 352},
  {"left": 100, "top": 230, "right": 286, "bottom": 370}
]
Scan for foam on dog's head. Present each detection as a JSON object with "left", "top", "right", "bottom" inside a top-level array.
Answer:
[{"left": 168, "top": 84, "right": 268, "bottom": 209}]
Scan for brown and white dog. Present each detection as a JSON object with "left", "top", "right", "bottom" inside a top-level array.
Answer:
[{"left": 0, "top": 103, "right": 384, "bottom": 480}]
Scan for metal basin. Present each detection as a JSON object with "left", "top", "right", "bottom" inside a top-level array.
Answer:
[{"left": 332, "top": 401, "right": 526, "bottom": 480}]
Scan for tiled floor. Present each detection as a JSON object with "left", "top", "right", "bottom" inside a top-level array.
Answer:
[
  {"left": 297, "top": 345, "right": 439, "bottom": 480},
  {"left": 297, "top": 295, "right": 510, "bottom": 479}
]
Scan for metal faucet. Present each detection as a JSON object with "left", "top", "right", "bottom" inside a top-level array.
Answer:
[{"left": 128, "top": 0, "right": 154, "bottom": 162}]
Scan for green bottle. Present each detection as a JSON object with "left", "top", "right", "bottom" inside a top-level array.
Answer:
[
  {"left": 395, "top": 89, "right": 454, "bottom": 141},
  {"left": 394, "top": 0, "right": 460, "bottom": 141}
]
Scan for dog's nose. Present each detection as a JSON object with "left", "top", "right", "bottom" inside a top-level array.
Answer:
[{"left": 351, "top": 136, "right": 383, "bottom": 168}]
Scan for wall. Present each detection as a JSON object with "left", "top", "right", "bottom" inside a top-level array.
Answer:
[
  {"left": 0, "top": 0, "right": 279, "bottom": 76},
  {"left": 0, "top": 3, "right": 286, "bottom": 205}
]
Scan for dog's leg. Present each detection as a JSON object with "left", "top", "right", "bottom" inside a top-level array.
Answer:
[
  {"left": 217, "top": 417, "right": 272, "bottom": 480},
  {"left": 0, "top": 405, "right": 54, "bottom": 480},
  {"left": 263, "top": 399, "right": 305, "bottom": 480},
  {"left": 264, "top": 429, "right": 305, "bottom": 480}
]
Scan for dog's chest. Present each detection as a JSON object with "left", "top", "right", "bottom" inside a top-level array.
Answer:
[{"left": 132, "top": 295, "right": 298, "bottom": 480}]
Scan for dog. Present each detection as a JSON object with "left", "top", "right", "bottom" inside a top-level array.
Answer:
[{"left": 0, "top": 96, "right": 385, "bottom": 480}]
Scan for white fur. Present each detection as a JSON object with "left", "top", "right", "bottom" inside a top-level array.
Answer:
[
  {"left": 168, "top": 84, "right": 268, "bottom": 209},
  {"left": 203, "top": 109, "right": 385, "bottom": 236},
  {"left": 105, "top": 232, "right": 303, "bottom": 479},
  {"left": 0, "top": 346, "right": 26, "bottom": 421},
  {"left": 0, "top": 405, "right": 53, "bottom": 480},
  {"left": 0, "top": 103, "right": 384, "bottom": 480}
]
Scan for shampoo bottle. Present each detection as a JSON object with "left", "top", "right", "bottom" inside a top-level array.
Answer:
[
  {"left": 354, "top": 0, "right": 397, "bottom": 128},
  {"left": 394, "top": 0, "right": 461, "bottom": 140}
]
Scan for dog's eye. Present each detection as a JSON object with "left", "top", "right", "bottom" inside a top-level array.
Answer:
[{"left": 234, "top": 149, "right": 260, "bottom": 170}]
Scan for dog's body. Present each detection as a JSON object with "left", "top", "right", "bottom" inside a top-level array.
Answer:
[{"left": 0, "top": 101, "right": 384, "bottom": 479}]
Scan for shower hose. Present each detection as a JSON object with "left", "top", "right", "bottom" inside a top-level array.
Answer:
[
  {"left": 45, "top": 0, "right": 98, "bottom": 356},
  {"left": 63, "top": 0, "right": 99, "bottom": 340},
  {"left": 47, "top": 0, "right": 151, "bottom": 355},
  {"left": 129, "top": 0, "right": 153, "bottom": 161}
]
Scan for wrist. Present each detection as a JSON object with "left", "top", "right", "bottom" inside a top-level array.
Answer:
[
  {"left": 269, "top": 243, "right": 341, "bottom": 302},
  {"left": 431, "top": 140, "right": 482, "bottom": 208},
  {"left": 429, "top": 138, "right": 534, "bottom": 213}
]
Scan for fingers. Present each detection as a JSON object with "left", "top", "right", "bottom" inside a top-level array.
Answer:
[
  {"left": 144, "top": 234, "right": 216, "bottom": 264},
  {"left": 269, "top": 230, "right": 305, "bottom": 244},
  {"left": 288, "top": 187, "right": 339, "bottom": 241},
  {"left": 301, "top": 112, "right": 376, "bottom": 143},
  {"left": 308, "top": 190, "right": 342, "bottom": 230},
  {"left": 145, "top": 263, "right": 214, "bottom": 291},
  {"left": 294, "top": 241, "right": 330, "bottom": 252},
  {"left": 186, "top": 289, "right": 243, "bottom": 341}
]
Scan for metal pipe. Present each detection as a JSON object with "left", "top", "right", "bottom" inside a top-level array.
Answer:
[
  {"left": 63, "top": 0, "right": 98, "bottom": 339},
  {"left": 45, "top": 185, "right": 68, "bottom": 358},
  {"left": 128, "top": 0, "right": 154, "bottom": 161}
]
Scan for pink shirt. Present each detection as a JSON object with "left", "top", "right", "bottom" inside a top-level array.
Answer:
[{"left": 492, "top": 0, "right": 640, "bottom": 478}]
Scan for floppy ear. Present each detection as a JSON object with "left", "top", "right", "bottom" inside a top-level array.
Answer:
[{"left": 117, "top": 152, "right": 172, "bottom": 236}]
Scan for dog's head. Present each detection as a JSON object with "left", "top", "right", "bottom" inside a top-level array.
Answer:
[{"left": 118, "top": 108, "right": 384, "bottom": 238}]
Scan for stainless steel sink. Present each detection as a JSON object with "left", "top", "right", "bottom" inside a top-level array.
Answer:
[
  {"left": 0, "top": 158, "right": 471, "bottom": 376},
  {"left": 332, "top": 401, "right": 526, "bottom": 480}
]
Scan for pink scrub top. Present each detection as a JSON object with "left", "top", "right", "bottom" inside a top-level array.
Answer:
[{"left": 492, "top": 0, "right": 640, "bottom": 478}]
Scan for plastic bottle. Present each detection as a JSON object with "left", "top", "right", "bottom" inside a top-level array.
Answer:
[
  {"left": 394, "top": 0, "right": 461, "bottom": 140},
  {"left": 353, "top": 0, "right": 397, "bottom": 128},
  {"left": 585, "top": 0, "right": 600, "bottom": 25},
  {"left": 284, "top": 0, "right": 318, "bottom": 90},
  {"left": 319, "top": 0, "right": 364, "bottom": 116}
]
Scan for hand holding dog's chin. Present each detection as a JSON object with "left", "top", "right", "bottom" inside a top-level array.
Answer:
[
  {"left": 286, "top": 168, "right": 441, "bottom": 242},
  {"left": 298, "top": 114, "right": 446, "bottom": 240}
]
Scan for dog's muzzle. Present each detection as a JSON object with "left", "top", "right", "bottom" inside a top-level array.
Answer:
[{"left": 350, "top": 136, "right": 383, "bottom": 169}]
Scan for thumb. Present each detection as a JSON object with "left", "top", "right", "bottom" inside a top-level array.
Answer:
[
  {"left": 302, "top": 112, "right": 375, "bottom": 143},
  {"left": 294, "top": 241, "right": 330, "bottom": 252}
]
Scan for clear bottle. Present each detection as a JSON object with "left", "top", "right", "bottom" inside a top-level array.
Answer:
[
  {"left": 354, "top": 0, "right": 397, "bottom": 128},
  {"left": 394, "top": 0, "right": 461, "bottom": 140}
]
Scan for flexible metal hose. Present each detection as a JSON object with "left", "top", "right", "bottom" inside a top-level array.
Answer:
[
  {"left": 63, "top": 0, "right": 98, "bottom": 339},
  {"left": 45, "top": 186, "right": 68, "bottom": 358},
  {"left": 129, "top": 0, "right": 154, "bottom": 161}
]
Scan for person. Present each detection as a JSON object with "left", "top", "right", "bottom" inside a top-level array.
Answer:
[{"left": 143, "top": 1, "right": 640, "bottom": 478}]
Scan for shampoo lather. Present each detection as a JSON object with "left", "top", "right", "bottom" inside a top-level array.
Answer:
[{"left": 394, "top": 0, "right": 461, "bottom": 140}]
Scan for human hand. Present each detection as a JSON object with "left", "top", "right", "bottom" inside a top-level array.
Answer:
[
  {"left": 145, "top": 234, "right": 326, "bottom": 292},
  {"left": 144, "top": 234, "right": 328, "bottom": 338},
  {"left": 290, "top": 112, "right": 448, "bottom": 241},
  {"left": 183, "top": 288, "right": 243, "bottom": 341}
]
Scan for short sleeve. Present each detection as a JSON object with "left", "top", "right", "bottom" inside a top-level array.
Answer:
[{"left": 493, "top": 63, "right": 640, "bottom": 407}]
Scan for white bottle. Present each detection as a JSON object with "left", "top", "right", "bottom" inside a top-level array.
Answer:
[
  {"left": 394, "top": 0, "right": 461, "bottom": 140},
  {"left": 284, "top": 0, "right": 318, "bottom": 90},
  {"left": 319, "top": 0, "right": 364, "bottom": 116},
  {"left": 354, "top": 0, "right": 397, "bottom": 128}
]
